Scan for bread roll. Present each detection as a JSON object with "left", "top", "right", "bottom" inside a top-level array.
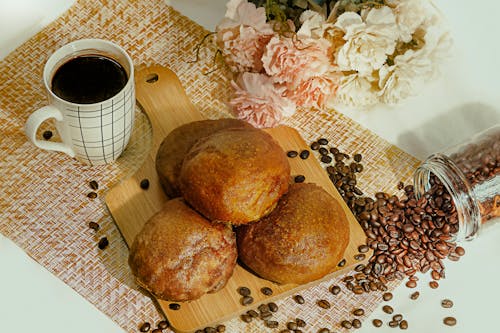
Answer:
[
  {"left": 236, "top": 183, "right": 350, "bottom": 284},
  {"left": 178, "top": 127, "right": 291, "bottom": 225},
  {"left": 155, "top": 118, "right": 253, "bottom": 198},
  {"left": 128, "top": 198, "right": 237, "bottom": 301}
]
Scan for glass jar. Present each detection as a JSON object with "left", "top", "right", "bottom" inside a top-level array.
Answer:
[{"left": 413, "top": 125, "right": 500, "bottom": 241}]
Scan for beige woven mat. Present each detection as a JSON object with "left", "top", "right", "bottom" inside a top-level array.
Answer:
[{"left": 0, "top": 0, "right": 419, "bottom": 332}]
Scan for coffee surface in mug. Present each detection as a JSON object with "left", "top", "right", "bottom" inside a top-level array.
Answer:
[{"left": 51, "top": 55, "right": 128, "bottom": 104}]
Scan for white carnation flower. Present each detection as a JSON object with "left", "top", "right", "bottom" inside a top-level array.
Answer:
[
  {"left": 391, "top": 0, "right": 435, "bottom": 42},
  {"left": 335, "top": 7, "right": 399, "bottom": 76},
  {"left": 336, "top": 73, "right": 379, "bottom": 107},
  {"left": 297, "top": 10, "right": 332, "bottom": 39}
]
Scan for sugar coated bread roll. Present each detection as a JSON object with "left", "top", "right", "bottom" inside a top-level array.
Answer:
[
  {"left": 178, "top": 127, "right": 291, "bottom": 225},
  {"left": 236, "top": 183, "right": 350, "bottom": 284},
  {"left": 155, "top": 118, "right": 253, "bottom": 198},
  {"left": 128, "top": 198, "right": 237, "bottom": 301}
]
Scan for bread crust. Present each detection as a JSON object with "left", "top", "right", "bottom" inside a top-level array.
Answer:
[
  {"left": 128, "top": 198, "right": 238, "bottom": 301},
  {"left": 236, "top": 183, "right": 350, "bottom": 284},
  {"left": 155, "top": 118, "right": 253, "bottom": 198},
  {"left": 179, "top": 127, "right": 291, "bottom": 225}
]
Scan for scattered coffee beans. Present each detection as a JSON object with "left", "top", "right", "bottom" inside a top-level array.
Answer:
[
  {"left": 42, "top": 130, "right": 53, "bottom": 140},
  {"left": 299, "top": 150, "right": 310, "bottom": 159},
  {"left": 157, "top": 320, "right": 169, "bottom": 329},
  {"left": 139, "top": 322, "right": 151, "bottom": 332},
  {"left": 399, "top": 320, "right": 409, "bottom": 329},
  {"left": 410, "top": 291, "right": 420, "bottom": 300},
  {"left": 340, "top": 320, "right": 352, "bottom": 329},
  {"left": 330, "top": 285, "right": 341, "bottom": 295},
  {"left": 268, "top": 302, "right": 278, "bottom": 312},
  {"left": 429, "top": 281, "right": 439, "bottom": 289},
  {"left": 168, "top": 303, "right": 180, "bottom": 310},
  {"left": 352, "top": 318, "right": 362, "bottom": 328},
  {"left": 441, "top": 299, "right": 454, "bottom": 308},
  {"left": 237, "top": 287, "right": 251, "bottom": 296},
  {"left": 317, "top": 299, "right": 331, "bottom": 309},
  {"left": 286, "top": 150, "right": 298, "bottom": 158},
  {"left": 98, "top": 237, "right": 108, "bottom": 250},
  {"left": 140, "top": 179, "right": 150, "bottom": 190},
  {"left": 247, "top": 310, "right": 259, "bottom": 318},
  {"left": 372, "top": 319, "right": 383, "bottom": 327},
  {"left": 294, "top": 175, "right": 306, "bottom": 183},
  {"left": 382, "top": 305, "right": 394, "bottom": 314},
  {"left": 88, "top": 221, "right": 100, "bottom": 231},
  {"left": 296, "top": 318, "right": 306, "bottom": 327},
  {"left": 265, "top": 320, "right": 279, "bottom": 328},
  {"left": 443, "top": 316, "right": 457, "bottom": 326},
  {"left": 216, "top": 324, "right": 226, "bottom": 332},
  {"left": 241, "top": 296, "right": 254, "bottom": 306},
  {"left": 337, "top": 259, "right": 346, "bottom": 267},
  {"left": 240, "top": 314, "right": 252, "bottom": 323},
  {"left": 87, "top": 191, "right": 97, "bottom": 199},
  {"left": 353, "top": 308, "right": 365, "bottom": 316},
  {"left": 89, "top": 180, "right": 99, "bottom": 190},
  {"left": 382, "top": 292, "right": 393, "bottom": 301},
  {"left": 318, "top": 328, "right": 330, "bottom": 333},
  {"left": 293, "top": 295, "right": 305, "bottom": 304},
  {"left": 260, "top": 287, "right": 273, "bottom": 296}
]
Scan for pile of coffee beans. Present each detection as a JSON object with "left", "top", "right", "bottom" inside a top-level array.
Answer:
[{"left": 138, "top": 320, "right": 170, "bottom": 332}]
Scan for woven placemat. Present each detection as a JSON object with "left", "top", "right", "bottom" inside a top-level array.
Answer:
[{"left": 0, "top": 0, "right": 419, "bottom": 332}]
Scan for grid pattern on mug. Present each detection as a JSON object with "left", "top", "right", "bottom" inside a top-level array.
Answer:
[{"left": 67, "top": 83, "right": 135, "bottom": 165}]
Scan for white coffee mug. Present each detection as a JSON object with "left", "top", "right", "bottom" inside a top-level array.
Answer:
[{"left": 25, "top": 39, "right": 135, "bottom": 166}]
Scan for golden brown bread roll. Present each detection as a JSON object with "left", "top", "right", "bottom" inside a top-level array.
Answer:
[
  {"left": 178, "top": 127, "right": 291, "bottom": 225},
  {"left": 128, "top": 198, "right": 237, "bottom": 301},
  {"left": 155, "top": 118, "right": 253, "bottom": 198},
  {"left": 236, "top": 183, "right": 350, "bottom": 284}
]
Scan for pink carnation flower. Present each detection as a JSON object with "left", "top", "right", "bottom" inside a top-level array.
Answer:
[
  {"left": 286, "top": 74, "right": 340, "bottom": 109},
  {"left": 229, "top": 72, "right": 296, "bottom": 128},
  {"left": 216, "top": 0, "right": 274, "bottom": 72},
  {"left": 261, "top": 35, "right": 331, "bottom": 85}
]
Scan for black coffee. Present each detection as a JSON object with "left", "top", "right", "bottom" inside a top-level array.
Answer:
[{"left": 51, "top": 55, "right": 128, "bottom": 104}]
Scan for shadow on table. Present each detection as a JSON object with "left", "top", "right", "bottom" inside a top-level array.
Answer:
[{"left": 396, "top": 102, "right": 500, "bottom": 160}]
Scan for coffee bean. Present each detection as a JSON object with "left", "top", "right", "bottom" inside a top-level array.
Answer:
[
  {"left": 353, "top": 308, "right": 365, "bottom": 316},
  {"left": 98, "top": 237, "right": 109, "bottom": 250},
  {"left": 330, "top": 285, "right": 341, "bottom": 295},
  {"left": 317, "top": 299, "right": 331, "bottom": 309},
  {"left": 318, "top": 328, "right": 330, "bottom": 333},
  {"left": 139, "top": 322, "right": 151, "bottom": 332},
  {"left": 42, "top": 130, "right": 53, "bottom": 140},
  {"left": 241, "top": 296, "right": 253, "bottom": 305},
  {"left": 410, "top": 291, "right": 420, "bottom": 300},
  {"left": 353, "top": 153, "right": 362, "bottom": 162},
  {"left": 338, "top": 259, "right": 346, "bottom": 267},
  {"left": 204, "top": 327, "right": 216, "bottom": 333},
  {"left": 87, "top": 191, "right": 97, "bottom": 199},
  {"left": 259, "top": 311, "right": 272, "bottom": 320},
  {"left": 382, "top": 305, "right": 393, "bottom": 314},
  {"left": 287, "top": 150, "right": 298, "bottom": 158},
  {"left": 318, "top": 138, "right": 329, "bottom": 145},
  {"left": 169, "top": 303, "right": 180, "bottom": 310},
  {"left": 265, "top": 320, "right": 279, "bottom": 328},
  {"left": 443, "top": 316, "right": 457, "bottom": 326},
  {"left": 293, "top": 295, "right": 305, "bottom": 304},
  {"left": 294, "top": 175, "right": 306, "bottom": 183},
  {"left": 240, "top": 314, "right": 252, "bottom": 323},
  {"left": 354, "top": 253, "right": 366, "bottom": 261},
  {"left": 216, "top": 324, "right": 226, "bottom": 332},
  {"left": 287, "top": 322, "right": 298, "bottom": 330},
  {"left": 429, "top": 281, "right": 439, "bottom": 289},
  {"left": 268, "top": 302, "right": 278, "bottom": 312},
  {"left": 455, "top": 246, "right": 465, "bottom": 256},
  {"left": 244, "top": 310, "right": 257, "bottom": 318},
  {"left": 157, "top": 320, "right": 169, "bottom": 329},
  {"left": 381, "top": 291, "right": 393, "bottom": 301},
  {"left": 88, "top": 221, "right": 100, "bottom": 231},
  {"left": 399, "top": 320, "right": 408, "bottom": 329},
  {"left": 388, "top": 320, "right": 399, "bottom": 328},
  {"left": 441, "top": 299, "right": 454, "bottom": 308},
  {"left": 296, "top": 318, "right": 306, "bottom": 327},
  {"left": 393, "top": 314, "right": 403, "bottom": 322},
  {"left": 140, "top": 179, "right": 150, "bottom": 190},
  {"left": 89, "top": 180, "right": 99, "bottom": 190},
  {"left": 340, "top": 320, "right": 352, "bottom": 329},
  {"left": 299, "top": 150, "right": 310, "bottom": 159},
  {"left": 358, "top": 244, "right": 369, "bottom": 253},
  {"left": 260, "top": 287, "right": 273, "bottom": 296},
  {"left": 321, "top": 155, "right": 333, "bottom": 163},
  {"left": 352, "top": 318, "right": 362, "bottom": 328},
  {"left": 237, "top": 286, "right": 251, "bottom": 296},
  {"left": 318, "top": 147, "right": 329, "bottom": 155},
  {"left": 310, "top": 142, "right": 320, "bottom": 150},
  {"left": 372, "top": 319, "right": 383, "bottom": 327},
  {"left": 405, "top": 280, "right": 417, "bottom": 288}
]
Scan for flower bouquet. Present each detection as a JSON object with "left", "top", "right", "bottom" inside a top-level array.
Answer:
[{"left": 214, "top": 0, "right": 452, "bottom": 128}]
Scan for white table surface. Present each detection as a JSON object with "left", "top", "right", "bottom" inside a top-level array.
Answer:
[{"left": 1, "top": 1, "right": 499, "bottom": 332}]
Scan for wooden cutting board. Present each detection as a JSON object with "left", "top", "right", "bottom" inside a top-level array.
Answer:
[{"left": 105, "top": 65, "right": 369, "bottom": 332}]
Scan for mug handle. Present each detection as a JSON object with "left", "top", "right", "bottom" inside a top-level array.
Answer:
[{"left": 24, "top": 106, "right": 76, "bottom": 157}]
